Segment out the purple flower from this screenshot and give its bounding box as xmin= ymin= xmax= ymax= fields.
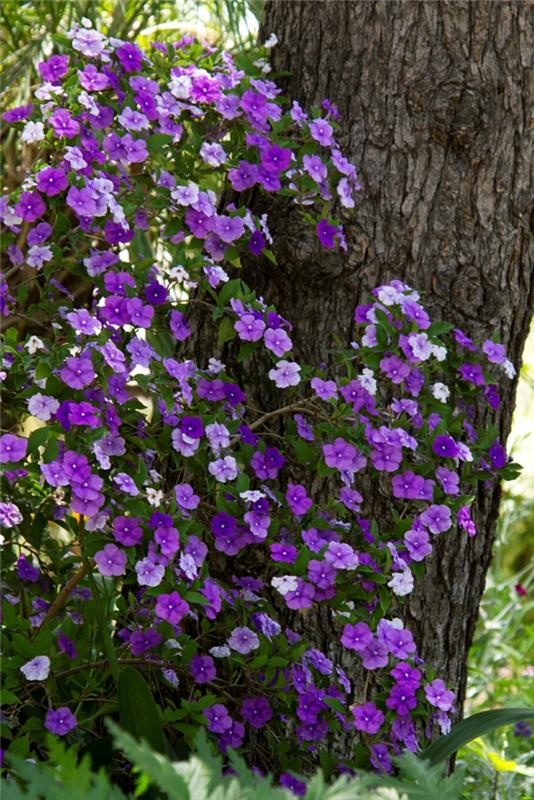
xmin=370 ymin=743 xmax=393 ymax=774
xmin=279 ymin=774 xmax=306 ymax=797
xmin=0 ymin=502 xmax=23 ymax=527
xmin=322 ymin=438 xmax=358 ymax=471
xmin=250 ymin=447 xmax=285 ymax=479
xmin=404 ymin=528 xmax=432 ymax=561
xmin=382 ymin=625 xmax=416 ymax=659
xmin=380 ymin=355 xmax=410 ymax=384
xmin=208 ymin=455 xmax=239 ymax=483
xmin=286 ymin=483 xmax=312 ymax=516
xmin=303 ymin=154 xmax=327 ymax=182
xmin=0 ymin=434 xmax=27 ymax=463
xmin=268 ymin=359 xmax=301 ymax=388
xmin=60 ymin=356 xmax=95 ymax=389
xmin=285 ymin=578 xmax=315 ymax=610
xmin=17 ymin=555 xmax=39 ymax=582
xmin=307 ymin=559 xmax=336 ymax=590
xmin=15 ymin=191 xmax=46 ymax=222
xmin=135 ymin=558 xmax=164 ymax=587
xmin=36 ymin=167 xmax=68 ymax=197
xmin=436 ymin=466 xmax=460 ymax=496
xmin=113 ymin=516 xmax=143 ymax=547
xmin=49 ymin=108 xmax=80 ymax=139
xmin=458 ymin=363 xmax=486 ymax=387
xmin=113 ymin=472 xmax=139 ymax=496
xmin=169 ymin=310 xmax=191 ymax=341
xmin=20 ymin=655 xmax=50 ymax=681
xmin=361 ymin=638 xmax=389 ymax=670
xmin=234 ymin=313 xmax=265 ymax=342
xmin=94 ymin=544 xmax=127 ymax=577
xmin=155 ymin=592 xmax=189 ymax=625
xmin=242 ymin=696 xmax=273 ymax=729
xmin=228 ymin=626 xmax=260 ymax=655
xmin=214 ymin=215 xmax=245 ymax=243
xmin=57 ymin=633 xmax=77 ymax=660
xmin=351 ymin=701 xmax=384 ymax=734
xmin=482 ymin=339 xmax=507 ymax=364
xmin=228 ymin=160 xmax=258 ymax=191
xmin=420 ymin=504 xmax=452 ymax=535
xmin=316 ymin=219 xmax=337 ymax=248
xmin=175 ymin=483 xmax=200 ymax=510
xmin=190 ymin=654 xmax=217 ymax=684
xmin=38 ymin=54 xmax=69 ymax=83
xmin=45 ymin=707 xmax=77 ymax=736
xmin=489 ymin=440 xmax=507 ymax=469
xmin=391 ymin=470 xmax=424 ymax=500
xmin=248 ymin=229 xmax=266 ymax=255
xmin=341 ymin=622 xmax=372 ymax=652
xmin=458 ymin=505 xmax=477 ymax=537
xmin=432 ymin=434 xmax=459 ymax=459
xmin=115 ymin=43 xmax=143 ymax=73
xmin=424 ymin=679 xmax=455 ymax=711
xmin=204 ymin=703 xmax=232 ymax=734
xmin=311 ymin=377 xmax=337 ymax=401
xmin=325 ymin=542 xmax=358 ymax=570
xmin=67 ymin=402 xmax=100 ymax=428
xmin=126 ymin=298 xmax=154 ymax=328
xmin=309 ymin=118 xmax=334 ymax=146
xmin=270 ymin=543 xmax=297 ymax=563
xmin=130 ymin=628 xmax=161 ymax=655
xmin=264 ymin=327 xmax=292 ymax=356
xmin=386 ymin=683 xmax=418 ymax=715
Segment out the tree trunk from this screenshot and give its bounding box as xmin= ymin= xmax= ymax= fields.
xmin=259 ymin=0 xmax=534 ymax=717
xmin=191 ymin=0 xmax=534 ymax=748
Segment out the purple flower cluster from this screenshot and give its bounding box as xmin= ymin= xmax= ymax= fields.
xmin=0 ymin=28 xmax=518 ymax=783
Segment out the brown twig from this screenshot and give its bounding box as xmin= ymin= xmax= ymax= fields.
xmin=38 ymin=560 xmax=92 ymax=630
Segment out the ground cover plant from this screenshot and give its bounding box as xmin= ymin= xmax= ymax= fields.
xmin=0 ymin=16 xmax=531 ymax=797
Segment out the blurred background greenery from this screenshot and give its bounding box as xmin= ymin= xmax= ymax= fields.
xmin=1 ymin=1 xmax=532 ymax=795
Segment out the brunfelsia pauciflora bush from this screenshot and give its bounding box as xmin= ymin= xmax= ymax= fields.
xmin=0 ymin=21 xmax=522 ymax=791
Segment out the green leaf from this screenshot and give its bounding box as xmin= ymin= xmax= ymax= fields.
xmin=420 ymin=707 xmax=534 ymax=765
xmin=108 ymin=720 xmax=190 ymax=800
xmin=117 ymin=667 xmax=167 ymax=754
xmin=27 ymin=426 xmax=49 ymax=454
xmin=217 ymin=316 xmax=236 ymax=345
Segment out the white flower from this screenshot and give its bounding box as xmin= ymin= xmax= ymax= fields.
xmin=264 ymin=33 xmax=278 ymax=48
xmin=1 ymin=206 xmax=22 ymax=227
xmin=377 ymin=285 xmax=402 ymax=306
xmin=165 ymin=639 xmax=182 ymax=651
xmin=239 ymin=490 xmax=266 ymax=503
xmin=20 ymin=655 xmax=50 ymax=681
xmin=64 ymin=147 xmax=87 ymax=170
xmin=271 ymin=575 xmax=298 ymax=596
xmin=146 ymin=488 xmax=164 ymax=507
xmin=208 ymin=357 xmax=225 ymax=374
xmin=431 ymin=382 xmax=450 ymax=403
xmin=21 ymin=121 xmax=44 ymax=144
xmin=502 ymin=359 xmax=516 ymax=379
xmin=387 ymin=570 xmax=414 ymax=597
xmin=169 ymin=75 xmax=192 ymax=99
xmin=209 ymin=645 xmax=231 ymax=658
xmin=456 ymin=442 xmax=473 ymax=462
xmin=432 ymin=345 xmax=447 ymax=361
xmin=357 ymin=368 xmax=377 ymax=395
xmin=24 ymin=336 xmax=46 ymax=354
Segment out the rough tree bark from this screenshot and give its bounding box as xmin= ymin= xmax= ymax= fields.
xmin=191 ymin=0 xmax=533 ymax=747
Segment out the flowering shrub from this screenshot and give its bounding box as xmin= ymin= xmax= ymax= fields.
xmin=0 ymin=20 xmax=520 ymax=790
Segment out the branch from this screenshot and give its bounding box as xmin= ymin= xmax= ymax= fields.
xmin=38 ymin=560 xmax=91 ymax=630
